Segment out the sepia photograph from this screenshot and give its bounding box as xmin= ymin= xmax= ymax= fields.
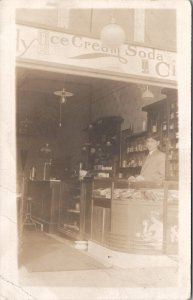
xmin=0 ymin=0 xmax=191 ymax=299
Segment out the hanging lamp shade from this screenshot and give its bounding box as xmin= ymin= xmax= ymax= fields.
xmin=40 ymin=143 xmax=52 ymax=159
xmin=54 ymin=88 xmax=74 ymax=126
xmin=100 ymin=17 xmax=125 ymax=49
xmin=54 ymin=88 xmax=73 ymax=103
xmin=142 ymin=86 xmax=154 ymax=99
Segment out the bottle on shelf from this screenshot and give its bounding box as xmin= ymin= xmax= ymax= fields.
xmin=29 ymin=166 xmax=36 ymax=180
xmin=142 ymin=120 xmax=146 ymax=132
xmin=170 ymin=111 xmax=175 ymax=120
xmin=170 ymin=102 xmax=175 ymax=112
xmin=122 ymin=160 xmax=127 ymax=168
xmin=169 ymin=121 xmax=174 ymax=130
xmin=169 ymin=150 xmax=173 ymax=160
xmin=151 ymin=114 xmax=157 ymax=133
xmin=162 ymin=113 xmax=167 ymax=131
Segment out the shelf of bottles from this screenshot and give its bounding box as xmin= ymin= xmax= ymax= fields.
xmin=120 ymin=132 xmax=148 ymax=177
xmin=143 ymin=91 xmax=179 ymax=181
xmin=166 ymin=99 xmax=179 ymax=180
xmin=82 ymin=116 xmax=123 ymax=178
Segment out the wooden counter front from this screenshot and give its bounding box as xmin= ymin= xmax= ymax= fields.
xmin=26 ymin=180 xmax=61 ymax=233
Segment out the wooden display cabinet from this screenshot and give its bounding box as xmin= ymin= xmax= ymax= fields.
xmin=82 ymin=116 xmax=123 ymax=178
xmin=26 ymin=180 xmax=61 ymax=233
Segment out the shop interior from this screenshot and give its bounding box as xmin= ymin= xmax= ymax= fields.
xmin=17 ymin=66 xmax=170 ymax=181
xmin=17 ymin=63 xmax=178 ymax=273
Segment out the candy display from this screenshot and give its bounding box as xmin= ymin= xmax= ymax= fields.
xmin=93 ymin=188 xmax=111 ymax=198
xmin=113 ymin=188 xmax=165 ymax=202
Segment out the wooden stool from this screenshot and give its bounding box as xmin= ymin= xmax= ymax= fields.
xmin=23 ymin=196 xmax=44 ymax=231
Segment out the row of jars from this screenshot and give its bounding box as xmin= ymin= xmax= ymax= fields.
xmin=127 ymin=143 xmax=147 ymax=153
xmin=122 ymin=159 xmax=144 ymax=168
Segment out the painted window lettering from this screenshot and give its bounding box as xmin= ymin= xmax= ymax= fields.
xmin=16 ymin=25 xmax=176 ymax=81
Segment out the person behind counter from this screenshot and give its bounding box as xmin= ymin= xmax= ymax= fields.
xmin=129 ymin=133 xmax=166 ymax=182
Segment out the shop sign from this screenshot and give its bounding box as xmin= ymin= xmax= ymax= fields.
xmin=16 ymin=24 xmax=176 ymax=83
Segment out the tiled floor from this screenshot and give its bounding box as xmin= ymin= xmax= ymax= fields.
xmin=17 ymin=231 xmax=178 ymax=299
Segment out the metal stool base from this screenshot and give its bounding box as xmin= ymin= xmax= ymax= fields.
xmin=23 ymin=197 xmax=44 ymax=232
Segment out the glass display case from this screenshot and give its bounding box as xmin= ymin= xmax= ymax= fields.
xmin=111 ymin=180 xmax=165 ymax=254
xmin=57 ymin=179 xmax=81 ymax=239
xmin=163 ymin=180 xmax=178 ymax=254
xmin=90 ymin=178 xmax=112 ymax=246
xmin=81 ymin=177 xmax=178 ymax=255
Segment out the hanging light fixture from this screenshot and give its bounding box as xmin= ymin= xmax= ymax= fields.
xmin=142 ymin=86 xmax=154 ymax=99
xmin=54 ymin=88 xmax=74 ymax=127
xmin=40 ymin=143 xmax=52 ymax=158
xmin=100 ymin=16 xmax=125 ymax=49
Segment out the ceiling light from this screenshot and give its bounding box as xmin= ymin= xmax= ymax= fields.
xmin=54 ymin=88 xmax=74 ymax=127
xmin=100 ymin=17 xmax=125 ymax=49
xmin=142 ymin=86 xmax=154 ymax=99
xmin=54 ymin=88 xmax=73 ymax=102
xmin=40 ymin=143 xmax=52 ymax=159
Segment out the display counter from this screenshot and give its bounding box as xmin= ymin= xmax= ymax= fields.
xmin=111 ymin=180 xmax=178 ymax=255
xmin=24 ymin=178 xmax=82 ymax=238
xmin=25 ymin=179 xmax=61 ymax=232
xmin=24 ymin=177 xmax=178 ymax=255
xmin=82 ymin=178 xmax=178 ymax=255
xmin=57 ymin=179 xmax=81 ymax=240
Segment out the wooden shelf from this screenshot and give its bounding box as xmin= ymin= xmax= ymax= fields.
xmin=126 ymin=131 xmax=147 ymax=139
xmin=94 ymin=169 xmax=113 ymax=172
xmin=93 ymin=196 xmax=111 ymax=201
xmin=126 ymin=151 xmax=147 ymax=155
xmin=119 ymin=166 xmax=142 ymax=170
xmin=169 ymin=148 xmax=178 ymax=151
xmin=67 ymin=209 xmax=80 ymax=214
xmin=93 ymin=177 xmax=112 ymax=181
xmin=57 ymin=180 xmax=81 ymax=240
xmin=57 ymin=226 xmax=80 ymax=240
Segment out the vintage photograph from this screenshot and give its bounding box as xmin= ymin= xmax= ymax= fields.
xmin=0 ymin=1 xmax=191 ymax=299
